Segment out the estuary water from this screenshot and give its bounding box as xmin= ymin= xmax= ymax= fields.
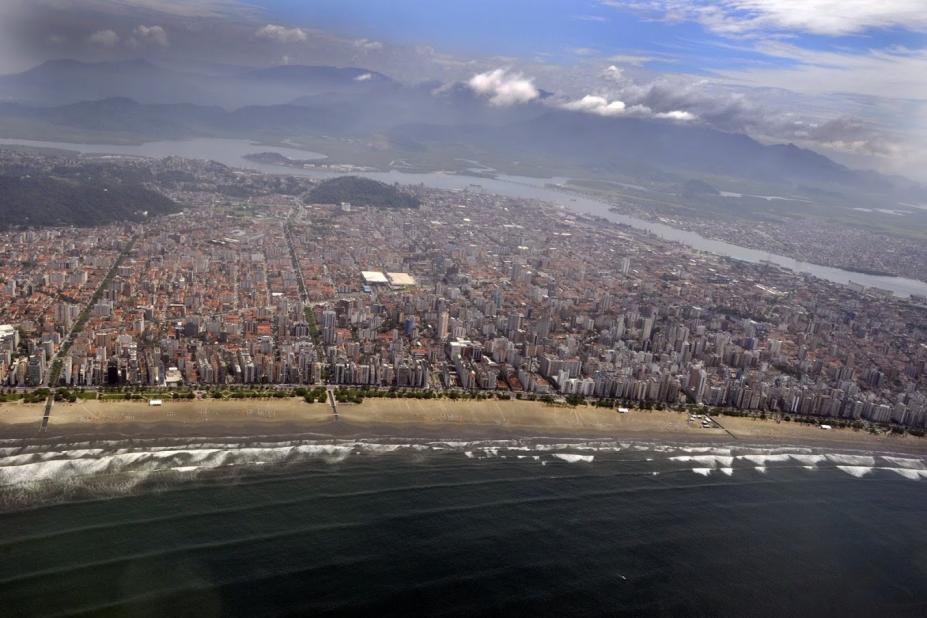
xmin=2 ymin=136 xmax=927 ymax=298
xmin=0 ymin=437 xmax=925 ymax=616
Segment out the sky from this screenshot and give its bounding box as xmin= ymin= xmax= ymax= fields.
xmin=0 ymin=0 xmax=925 ymax=180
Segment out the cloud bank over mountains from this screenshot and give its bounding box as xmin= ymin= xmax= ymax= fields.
xmin=467 ymin=69 xmax=539 ymax=106
xmin=0 ymin=0 xmax=923 ymax=179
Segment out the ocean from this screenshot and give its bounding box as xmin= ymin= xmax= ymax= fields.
xmin=1 ymin=436 xmax=926 ymax=616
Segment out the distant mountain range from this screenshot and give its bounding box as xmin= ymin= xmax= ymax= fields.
xmin=0 ymin=59 xmax=398 ymax=107
xmin=0 ymin=59 xmax=922 ymax=204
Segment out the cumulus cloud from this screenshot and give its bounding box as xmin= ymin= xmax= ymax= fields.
xmin=255 ymin=24 xmax=308 ymax=44
xmin=587 ymin=65 xmax=897 ymax=154
xmin=467 ymin=69 xmax=540 ymax=106
xmin=354 ymin=38 xmax=383 ymax=51
xmin=654 ymin=110 xmax=696 ymax=121
xmin=133 ymin=25 xmax=168 ymax=47
xmin=561 ymin=93 xmax=697 ymax=122
xmin=563 ymin=95 xmax=627 ymax=116
xmin=88 ymin=29 xmax=119 ymax=48
xmin=354 ymin=73 xmax=373 ymax=81
xmin=603 ymin=64 xmax=625 ymax=81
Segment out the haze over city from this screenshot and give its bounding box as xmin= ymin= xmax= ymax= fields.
xmin=1 ymin=2 xmax=927 ymax=616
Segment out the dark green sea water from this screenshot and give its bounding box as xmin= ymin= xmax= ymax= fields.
xmin=0 ymin=438 xmax=925 ymax=616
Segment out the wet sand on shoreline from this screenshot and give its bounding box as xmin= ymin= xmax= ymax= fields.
xmin=0 ymin=397 xmax=924 ymax=454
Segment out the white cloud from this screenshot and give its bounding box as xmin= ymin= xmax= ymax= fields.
xmin=354 ymin=38 xmax=384 ymax=51
xmin=88 ymin=29 xmax=119 ymax=48
xmin=563 ymin=95 xmax=627 ymax=116
xmin=610 ymin=0 xmax=927 ymax=36
xmin=715 ymin=41 xmax=927 ymax=101
xmin=654 ymin=110 xmax=696 ymax=121
xmin=607 ymin=54 xmax=665 ymax=66
xmin=77 ymin=0 xmax=248 ymax=19
xmin=355 ymin=73 xmax=373 ymax=81
xmin=603 ymin=65 xmax=625 ymax=81
xmin=561 ymin=94 xmax=698 ymax=122
xmin=255 ymin=24 xmax=308 ymax=44
xmin=133 ymin=25 xmax=168 ymax=46
xmin=467 ymin=69 xmax=540 ymax=106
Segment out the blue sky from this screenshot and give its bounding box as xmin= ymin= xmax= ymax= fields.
xmin=1 ymin=0 xmax=924 ymax=178
xmin=240 ymin=0 xmax=927 ymax=177
xmin=254 ymin=0 xmax=927 ymax=75
xmin=257 ymin=0 xmax=697 ymax=64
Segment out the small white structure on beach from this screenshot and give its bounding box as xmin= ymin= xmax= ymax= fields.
xmin=149 ymin=399 xmax=163 ymax=407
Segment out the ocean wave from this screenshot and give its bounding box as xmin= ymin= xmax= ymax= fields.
xmin=827 ymin=454 xmax=875 ymax=466
xmin=790 ymin=454 xmax=827 ymax=466
xmin=670 ymin=455 xmax=734 ymax=467
xmin=1 ymin=436 xmax=923 ymax=510
xmin=884 ymin=467 xmax=926 ymax=480
xmin=836 ymin=466 xmax=874 ymax=478
xmin=552 ymin=454 xmax=594 ymax=464
xmin=881 ymin=456 xmax=925 ymax=470
xmin=736 ymin=454 xmax=791 ymax=465
xmin=679 ymin=446 xmax=733 ymax=456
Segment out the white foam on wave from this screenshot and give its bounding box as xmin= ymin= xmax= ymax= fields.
xmin=718 ymin=467 xmax=734 ymax=477
xmin=0 ymin=442 xmax=360 ymax=488
xmin=670 ymin=455 xmax=734 ymax=467
xmin=755 ymin=466 xmax=767 ymax=474
xmin=170 ymin=466 xmax=200 ymax=473
xmin=827 ymin=454 xmax=875 ymax=466
xmin=0 ymin=448 xmax=113 ymax=467
xmin=433 ymin=441 xmax=471 ymax=449
xmin=691 ymin=467 xmax=713 ymax=477
xmin=790 ymin=454 xmax=827 ymax=466
xmin=533 ymin=443 xmax=602 ymax=453
xmin=357 ymin=444 xmax=405 ymax=455
xmin=680 ymin=446 xmax=732 ymax=456
xmin=836 ymin=466 xmax=874 ymax=478
xmin=881 ymin=456 xmax=925 ymax=470
xmin=552 ymin=453 xmax=594 ymax=464
xmin=737 ymin=454 xmax=791 ymax=465
xmin=885 ymin=467 xmax=925 ymax=481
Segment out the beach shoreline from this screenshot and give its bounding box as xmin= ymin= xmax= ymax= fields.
xmin=1 ymin=397 xmax=925 ymax=455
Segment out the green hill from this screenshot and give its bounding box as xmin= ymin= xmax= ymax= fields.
xmin=0 ymin=173 xmax=179 ymax=229
xmin=305 ymin=176 xmax=420 ymax=209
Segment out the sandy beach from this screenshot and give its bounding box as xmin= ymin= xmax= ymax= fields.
xmin=1 ymin=397 xmax=925 ymax=453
